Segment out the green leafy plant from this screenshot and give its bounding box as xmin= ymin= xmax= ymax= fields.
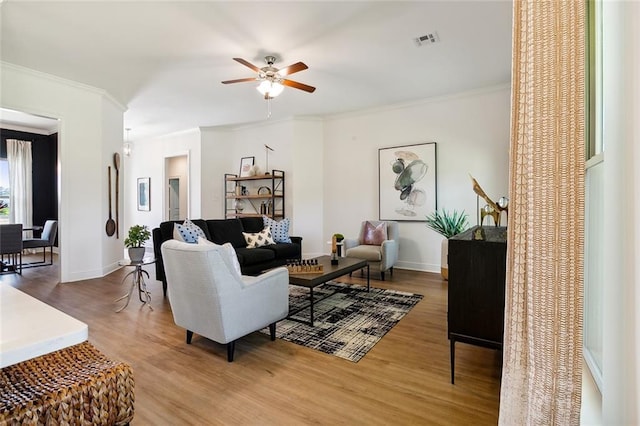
xmin=333 ymin=233 xmax=344 ymax=242
xmin=124 ymin=224 xmax=151 ymax=248
xmin=425 ymin=210 xmax=469 ymax=238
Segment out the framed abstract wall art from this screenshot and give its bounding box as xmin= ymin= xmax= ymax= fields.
xmin=378 ymin=142 xmax=437 ymax=221
xmin=137 ymin=177 xmax=150 ymax=211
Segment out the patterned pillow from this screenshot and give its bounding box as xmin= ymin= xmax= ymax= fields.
xmin=174 ymin=218 xmax=206 ymax=243
xmin=197 ymin=237 xmax=242 ymax=278
xmin=262 ymin=216 xmax=292 ymax=243
xmin=361 ymin=221 xmax=387 ymax=245
xmin=243 ymin=226 xmax=275 ymax=248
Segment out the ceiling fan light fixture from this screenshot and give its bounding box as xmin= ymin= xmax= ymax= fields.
xmin=257 ymin=80 xmax=284 ymax=98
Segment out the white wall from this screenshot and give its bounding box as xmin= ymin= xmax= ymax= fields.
xmin=200 ymin=127 xmax=233 ymax=218
xmin=323 ymin=85 xmax=510 ymax=272
xmin=599 ymin=1 xmax=640 ymax=423
xmin=124 ymin=128 xmax=201 ymax=247
xmin=132 ymin=86 xmax=509 ymax=272
xmin=0 ymin=62 xmax=125 ymax=282
xmin=220 ymin=118 xmax=326 ymax=256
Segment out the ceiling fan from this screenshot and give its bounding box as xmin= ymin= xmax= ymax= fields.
xmin=221 ymin=56 xmax=316 ymax=99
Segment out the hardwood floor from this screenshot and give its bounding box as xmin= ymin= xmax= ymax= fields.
xmin=2 ymin=254 xmax=501 ymax=425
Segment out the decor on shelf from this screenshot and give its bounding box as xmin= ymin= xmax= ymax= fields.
xmin=124 ymin=224 xmax=151 ymax=262
xmin=249 ymin=165 xmax=260 ymax=176
xmin=260 ymin=282 xmax=423 ymax=362
xmin=224 ymin=170 xmax=285 ymax=219
xmin=264 ymin=144 xmax=274 ymax=175
xmin=137 ymin=177 xmax=150 ymax=211
xmin=379 ymin=142 xmax=437 ymax=221
xmin=425 ymin=209 xmax=469 ymax=280
xmin=239 ymin=157 xmax=254 ymax=178
xmin=469 ymin=174 xmax=508 ymax=226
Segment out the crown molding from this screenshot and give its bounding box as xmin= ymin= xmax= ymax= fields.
xmin=324 ymin=82 xmax=511 ymax=122
xmin=1 ymin=61 xmax=126 ymax=112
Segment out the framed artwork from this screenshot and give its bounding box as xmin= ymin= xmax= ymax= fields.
xmin=239 ymin=156 xmax=255 ymax=177
xmin=137 ymin=177 xmax=150 ymax=211
xmin=378 ymin=142 xmax=437 ymax=221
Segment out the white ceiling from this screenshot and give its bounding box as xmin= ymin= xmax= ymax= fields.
xmin=0 ymin=1 xmax=513 ymax=141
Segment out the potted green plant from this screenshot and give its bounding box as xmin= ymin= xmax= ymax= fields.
xmin=125 ymin=224 xmax=151 ymax=262
xmin=425 ymin=210 xmax=469 ymax=280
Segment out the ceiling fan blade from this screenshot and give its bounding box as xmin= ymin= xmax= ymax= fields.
xmin=221 ymin=77 xmax=257 ymax=84
xmin=277 ymin=62 xmax=308 ymax=76
xmin=233 ymin=58 xmax=261 ymax=72
xmin=282 ymin=79 xmax=316 ymax=93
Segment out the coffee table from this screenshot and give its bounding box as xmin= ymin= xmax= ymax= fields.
xmin=287 ymin=255 xmax=369 ymax=326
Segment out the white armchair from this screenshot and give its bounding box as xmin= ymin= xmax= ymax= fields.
xmin=161 ymin=239 xmax=289 ymax=362
xmin=343 ymin=220 xmax=399 ymax=280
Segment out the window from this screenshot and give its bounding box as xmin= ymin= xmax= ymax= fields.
xmin=586 ymin=0 xmax=604 ymax=159
xmin=0 ymin=159 xmax=9 ymax=224
xmin=584 ymin=0 xmax=604 ymax=391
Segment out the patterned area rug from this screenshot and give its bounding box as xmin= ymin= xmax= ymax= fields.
xmin=264 ymin=281 xmax=423 ymax=362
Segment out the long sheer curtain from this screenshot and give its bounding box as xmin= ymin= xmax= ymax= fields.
xmin=499 ymin=1 xmax=585 ymax=424
xmin=7 ymin=139 xmax=33 ymax=231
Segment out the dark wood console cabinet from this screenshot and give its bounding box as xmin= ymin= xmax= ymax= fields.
xmin=448 ymin=226 xmax=507 ymax=384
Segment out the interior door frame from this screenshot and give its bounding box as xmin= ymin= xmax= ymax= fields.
xmin=163 ymin=152 xmax=190 ymax=222
xmin=167 ymin=176 xmax=181 ymax=220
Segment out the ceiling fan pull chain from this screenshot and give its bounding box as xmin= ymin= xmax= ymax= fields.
xmin=267 ymin=97 xmax=272 ymax=119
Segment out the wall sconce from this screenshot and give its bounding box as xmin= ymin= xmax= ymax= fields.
xmin=123 ymin=128 xmax=132 ymax=156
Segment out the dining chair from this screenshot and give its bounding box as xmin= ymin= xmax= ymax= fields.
xmin=0 ymin=224 xmax=23 ymax=274
xmin=22 ymin=220 xmax=58 ymax=267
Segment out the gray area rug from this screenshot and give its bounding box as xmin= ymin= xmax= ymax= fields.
xmin=263 ymin=282 xmax=423 ymax=362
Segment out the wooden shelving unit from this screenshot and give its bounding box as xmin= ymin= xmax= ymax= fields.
xmin=224 ymin=169 xmax=285 ymax=219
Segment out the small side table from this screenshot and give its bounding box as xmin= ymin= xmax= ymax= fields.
xmin=115 ymin=257 xmax=156 ymax=312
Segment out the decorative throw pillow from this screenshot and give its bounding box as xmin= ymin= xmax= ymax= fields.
xmin=361 ymin=221 xmax=387 ymax=245
xmin=174 ymin=218 xmax=207 ymax=243
xmin=197 ymin=237 xmax=242 ymax=277
xmin=243 ymin=226 xmax=275 ymax=248
xmin=262 ymin=216 xmax=292 ymax=243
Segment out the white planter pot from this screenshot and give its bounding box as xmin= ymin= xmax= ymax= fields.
xmin=128 ymin=247 xmax=145 ymax=263
xmin=441 ymin=238 xmax=449 ymax=280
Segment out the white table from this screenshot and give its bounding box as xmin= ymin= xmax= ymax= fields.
xmin=0 ymin=285 xmax=88 ymax=368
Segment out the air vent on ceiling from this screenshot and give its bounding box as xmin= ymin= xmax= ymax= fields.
xmin=414 ymin=32 xmax=440 ymax=47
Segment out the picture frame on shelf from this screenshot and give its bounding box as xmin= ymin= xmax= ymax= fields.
xmin=137 ymin=177 xmax=150 ymax=211
xmin=239 ymin=156 xmax=255 ymax=177
xmin=378 ymin=142 xmax=437 ymax=222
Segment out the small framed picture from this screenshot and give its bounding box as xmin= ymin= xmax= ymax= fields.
xmin=137 ymin=177 xmax=150 ymax=211
xmin=239 ymin=156 xmax=255 ymax=177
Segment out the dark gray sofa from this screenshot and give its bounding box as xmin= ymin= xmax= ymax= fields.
xmin=153 ymin=217 xmax=302 ymax=296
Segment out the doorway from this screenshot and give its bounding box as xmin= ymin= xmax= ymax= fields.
xmin=0 ymin=109 xmax=60 ymax=278
xmin=164 ymin=155 xmax=188 ymax=221
xmin=168 ymin=178 xmax=180 ymax=220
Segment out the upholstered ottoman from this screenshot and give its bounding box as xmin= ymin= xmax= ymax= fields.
xmin=0 ymin=341 xmax=134 ymax=425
